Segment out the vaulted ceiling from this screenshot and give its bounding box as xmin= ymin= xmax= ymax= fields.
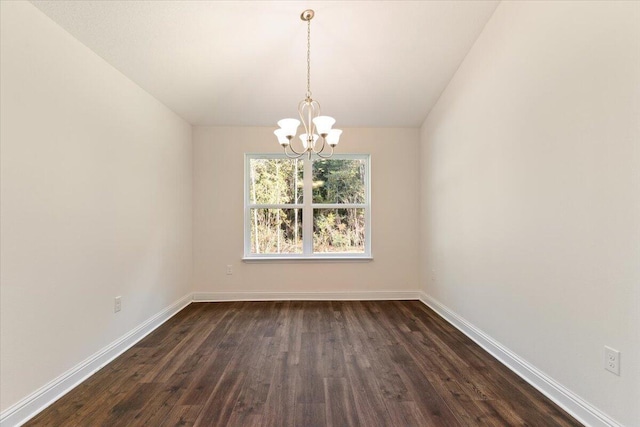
xmin=30 ymin=1 xmax=499 ymax=127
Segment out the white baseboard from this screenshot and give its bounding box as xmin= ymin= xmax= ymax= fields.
xmin=0 ymin=293 xmax=193 ymax=427
xmin=193 ymin=290 xmax=420 ymax=302
xmin=418 ymin=292 xmax=622 ymax=427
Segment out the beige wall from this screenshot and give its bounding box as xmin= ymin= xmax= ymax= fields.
xmin=194 ymin=126 xmax=420 ymax=295
xmin=0 ymin=2 xmax=193 ymax=412
xmin=419 ymin=1 xmax=639 ymax=425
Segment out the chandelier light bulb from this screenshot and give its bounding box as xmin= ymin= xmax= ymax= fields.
xmin=274 ymin=129 xmax=290 ymax=146
xmin=299 ymin=133 xmax=319 ymax=150
xmin=326 ymin=129 xmax=342 ymax=147
xmin=277 ymin=118 xmax=300 ymax=137
xmin=312 ymin=116 xmax=336 ymax=136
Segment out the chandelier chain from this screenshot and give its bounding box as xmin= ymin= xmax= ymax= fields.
xmin=306 ymin=17 xmax=311 ymax=99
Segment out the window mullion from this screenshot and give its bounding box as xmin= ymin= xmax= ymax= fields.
xmin=303 ymin=158 xmax=313 ymax=255
xmin=310 ymin=203 xmax=366 ymax=209
xmin=249 ymin=203 xmax=299 ymax=209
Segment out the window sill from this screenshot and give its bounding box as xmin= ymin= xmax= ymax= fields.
xmin=242 ymin=256 xmax=373 ymax=263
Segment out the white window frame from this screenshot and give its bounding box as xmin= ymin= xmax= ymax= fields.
xmin=244 ymin=153 xmax=371 ymax=261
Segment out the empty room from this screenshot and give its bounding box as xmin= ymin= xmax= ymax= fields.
xmin=1 ymin=1 xmax=638 ymax=426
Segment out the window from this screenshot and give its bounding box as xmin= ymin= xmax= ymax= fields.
xmin=244 ymin=153 xmax=371 ymax=259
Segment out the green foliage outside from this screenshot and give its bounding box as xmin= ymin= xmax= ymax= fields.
xmin=249 ymin=159 xmax=303 ymax=253
xmin=312 ymin=159 xmax=366 ymax=253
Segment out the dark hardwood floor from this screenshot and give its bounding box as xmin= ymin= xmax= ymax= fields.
xmin=27 ymin=301 xmax=582 ymax=426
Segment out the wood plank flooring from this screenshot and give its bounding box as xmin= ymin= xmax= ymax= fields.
xmin=27 ymin=301 xmax=583 ymax=426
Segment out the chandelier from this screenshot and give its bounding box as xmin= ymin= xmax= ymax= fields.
xmin=274 ymin=9 xmax=342 ymax=159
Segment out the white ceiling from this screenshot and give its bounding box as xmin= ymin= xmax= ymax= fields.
xmin=30 ymin=1 xmax=499 ymax=127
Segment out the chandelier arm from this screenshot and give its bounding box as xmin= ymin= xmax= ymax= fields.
xmin=312 ymin=136 xmax=327 ymax=154
xmin=298 ymin=100 xmax=311 ymax=136
xmin=314 ymin=145 xmax=335 ymax=159
xmin=283 ymin=145 xmax=305 ymax=159
xmin=298 ymin=99 xmax=320 ymax=143
xmin=286 ymin=141 xmax=305 ymax=156
xmin=310 ymin=100 xmax=320 ymax=136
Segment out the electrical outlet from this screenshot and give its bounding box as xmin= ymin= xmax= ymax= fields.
xmin=604 ymin=346 xmax=620 ymax=375
xmin=226 ymin=265 xmax=233 ymax=275
xmin=114 ymin=296 xmax=122 ymax=313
